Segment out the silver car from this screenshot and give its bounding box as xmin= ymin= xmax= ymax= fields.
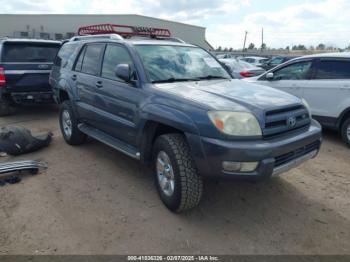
xmin=220 ymin=58 xmax=265 ymax=79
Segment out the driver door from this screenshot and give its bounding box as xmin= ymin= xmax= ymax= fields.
xmin=259 ymin=60 xmax=314 ymax=98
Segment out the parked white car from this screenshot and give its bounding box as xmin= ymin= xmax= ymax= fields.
xmin=245 ymin=52 xmax=350 ymax=146
xmin=240 ymin=56 xmax=269 ymax=67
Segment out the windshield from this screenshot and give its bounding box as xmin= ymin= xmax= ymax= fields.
xmin=134 ymin=45 xmax=231 ymax=83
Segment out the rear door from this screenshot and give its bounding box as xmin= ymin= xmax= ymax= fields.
xmin=301 ymin=59 xmax=350 ymax=118
xmin=0 ymin=41 xmax=60 ymax=92
xmin=74 ymin=43 xmax=106 ymax=126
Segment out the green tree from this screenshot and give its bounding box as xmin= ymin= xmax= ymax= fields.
xmin=217 ymin=46 xmax=222 ymax=51
xmin=317 ymin=43 xmax=325 ymax=50
xmin=248 ymin=43 xmax=255 ymax=49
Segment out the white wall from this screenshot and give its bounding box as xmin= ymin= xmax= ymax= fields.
xmin=0 ymin=14 xmax=212 ymax=50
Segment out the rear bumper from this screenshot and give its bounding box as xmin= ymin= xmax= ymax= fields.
xmin=7 ymin=91 xmax=54 ymax=104
xmin=187 ymin=119 xmax=322 ymax=180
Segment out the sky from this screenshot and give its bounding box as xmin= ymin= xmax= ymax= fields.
xmin=1 ymin=0 xmax=350 ymax=49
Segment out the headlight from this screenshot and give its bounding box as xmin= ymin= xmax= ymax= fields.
xmin=301 ymin=98 xmax=312 ymax=117
xmin=208 ymin=111 xmax=262 ymax=136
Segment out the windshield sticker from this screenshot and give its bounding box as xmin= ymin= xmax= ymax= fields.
xmin=203 ymin=57 xmax=221 ymax=68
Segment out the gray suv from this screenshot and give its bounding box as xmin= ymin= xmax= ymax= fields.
xmin=50 ymin=27 xmax=322 ymax=212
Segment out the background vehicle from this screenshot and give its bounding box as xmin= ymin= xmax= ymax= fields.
xmin=245 ymin=52 xmax=350 ymax=146
xmin=50 ymin=24 xmax=321 ymax=212
xmin=240 ymin=56 xmax=269 ymax=67
xmin=220 ymin=58 xmax=265 ymax=78
xmin=0 ymin=38 xmax=61 ymax=115
xmin=216 ymin=53 xmax=236 ymax=59
xmin=261 ymin=56 xmax=297 ymax=70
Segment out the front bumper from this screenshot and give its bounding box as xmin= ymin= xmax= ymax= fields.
xmin=187 ymin=119 xmax=322 ymax=180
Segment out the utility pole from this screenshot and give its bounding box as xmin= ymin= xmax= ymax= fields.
xmin=261 ymin=27 xmax=264 ymax=52
xmin=243 ymin=31 xmax=248 ymax=52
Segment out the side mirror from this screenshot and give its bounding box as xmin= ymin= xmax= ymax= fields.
xmin=115 ymin=64 xmax=132 ymax=83
xmin=266 ymin=72 xmax=274 ymax=80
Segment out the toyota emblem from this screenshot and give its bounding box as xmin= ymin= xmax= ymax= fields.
xmin=287 ymin=116 xmax=297 ymax=128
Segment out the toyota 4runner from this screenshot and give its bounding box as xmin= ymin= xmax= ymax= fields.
xmin=50 ymin=24 xmax=322 ymax=212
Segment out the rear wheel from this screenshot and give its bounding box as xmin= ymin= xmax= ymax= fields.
xmin=59 ymin=100 xmax=86 ymax=145
xmin=341 ymin=117 xmax=350 ymax=147
xmin=153 ymin=133 xmax=203 ymax=212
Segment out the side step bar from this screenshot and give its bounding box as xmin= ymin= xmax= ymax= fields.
xmin=0 ymin=160 xmax=48 ymax=174
xmin=78 ymin=123 xmax=140 ymax=160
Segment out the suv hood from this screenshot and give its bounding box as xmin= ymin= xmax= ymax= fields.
xmin=154 ymin=79 xmax=301 ymax=112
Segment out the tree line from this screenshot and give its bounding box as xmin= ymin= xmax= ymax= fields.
xmin=215 ymin=43 xmax=350 ymax=52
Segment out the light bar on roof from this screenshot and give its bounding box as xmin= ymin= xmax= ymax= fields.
xmin=77 ymin=24 xmax=171 ymax=38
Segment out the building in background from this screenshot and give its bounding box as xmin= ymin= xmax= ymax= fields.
xmin=0 ymin=14 xmax=213 ymax=50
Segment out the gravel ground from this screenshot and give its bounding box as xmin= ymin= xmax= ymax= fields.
xmin=0 ymin=106 xmax=349 ymax=255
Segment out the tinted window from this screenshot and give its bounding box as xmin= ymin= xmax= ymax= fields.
xmin=270 ymin=57 xmax=284 ymax=65
xmin=101 ymin=45 xmax=133 ymax=81
xmin=273 ymin=61 xmax=312 ymax=80
xmin=314 ymin=60 xmax=350 ymax=79
xmin=3 ymin=42 xmax=60 ymax=63
xmin=54 ymin=43 xmax=80 ymax=68
xmin=74 ymin=47 xmax=85 ymax=72
xmin=81 ymin=44 xmax=104 ymax=75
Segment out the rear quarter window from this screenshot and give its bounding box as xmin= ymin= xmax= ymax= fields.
xmin=54 ymin=43 xmax=80 ymax=69
xmin=2 ymin=42 xmax=60 ymax=63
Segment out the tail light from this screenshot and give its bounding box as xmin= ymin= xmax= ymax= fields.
xmin=0 ymin=67 xmax=6 ymax=87
xmin=240 ymin=71 xmax=254 ymax=78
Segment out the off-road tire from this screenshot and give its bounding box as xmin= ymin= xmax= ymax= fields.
xmin=153 ymin=133 xmax=203 ymax=212
xmin=341 ymin=117 xmax=350 ymax=148
xmin=59 ymin=100 xmax=86 ymax=145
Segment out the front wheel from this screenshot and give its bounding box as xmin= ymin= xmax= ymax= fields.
xmin=59 ymin=100 xmax=86 ymax=145
xmin=153 ymin=134 xmax=203 ymax=212
xmin=341 ymin=117 xmax=350 ymax=147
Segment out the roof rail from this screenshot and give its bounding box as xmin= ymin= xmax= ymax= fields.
xmin=70 ymin=33 xmax=123 ymax=42
xmin=78 ymin=24 xmax=171 ymax=38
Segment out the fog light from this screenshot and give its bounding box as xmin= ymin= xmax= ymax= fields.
xmin=222 ymin=161 xmax=241 ymax=172
xmin=240 ymin=162 xmax=258 ymax=172
xmin=222 ymin=161 xmax=258 ymax=172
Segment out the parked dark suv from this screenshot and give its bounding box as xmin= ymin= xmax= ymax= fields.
xmin=0 ymin=38 xmax=61 ymax=115
xmin=50 ymin=25 xmax=322 ymax=212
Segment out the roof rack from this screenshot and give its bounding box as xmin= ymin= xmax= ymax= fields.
xmin=70 ymin=34 xmax=123 ymax=42
xmin=77 ymin=24 xmax=172 ymax=38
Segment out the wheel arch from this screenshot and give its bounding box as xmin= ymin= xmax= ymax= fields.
xmin=138 ymin=104 xmax=201 ymax=164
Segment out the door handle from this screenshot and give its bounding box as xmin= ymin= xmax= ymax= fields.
xmin=71 ymin=75 xmax=77 ymax=81
xmin=95 ymin=81 xmax=103 ymax=88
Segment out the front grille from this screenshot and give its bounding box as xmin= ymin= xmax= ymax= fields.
xmin=274 ymin=140 xmax=320 ymax=167
xmin=263 ymin=105 xmax=311 ymax=138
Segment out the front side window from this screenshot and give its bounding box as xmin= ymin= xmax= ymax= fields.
xmin=314 ymin=60 xmax=350 ymax=79
xmin=272 ymin=61 xmax=312 ymax=80
xmin=101 ymin=44 xmax=134 ymax=81
xmin=134 ymin=45 xmax=231 ymax=83
xmin=80 ymin=44 xmax=104 ymax=76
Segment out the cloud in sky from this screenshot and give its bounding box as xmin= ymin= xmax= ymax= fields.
xmin=1 ymin=0 xmax=350 ymax=49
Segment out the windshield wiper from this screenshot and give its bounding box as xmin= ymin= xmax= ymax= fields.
xmin=197 ymin=75 xmax=230 ymax=80
xmin=152 ymin=78 xmax=199 ymax=83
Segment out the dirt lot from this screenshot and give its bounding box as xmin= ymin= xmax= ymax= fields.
xmin=0 ymin=106 xmax=349 ymax=255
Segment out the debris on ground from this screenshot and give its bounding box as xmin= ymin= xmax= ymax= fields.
xmin=0 ymin=126 xmax=53 ymax=156
xmin=0 ymin=160 xmax=48 ymax=186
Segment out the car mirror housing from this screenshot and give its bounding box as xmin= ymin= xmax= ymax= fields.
xmin=266 ymin=72 xmax=274 ymax=80
xmin=115 ymin=64 xmax=132 ymax=82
